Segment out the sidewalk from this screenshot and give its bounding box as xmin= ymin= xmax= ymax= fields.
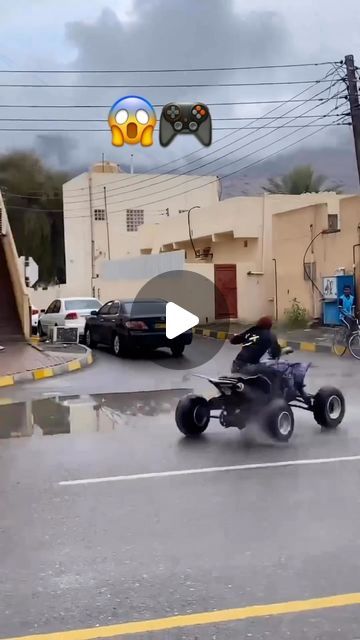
xmin=0 ymin=342 xmax=93 ymax=387
xmin=195 ymin=322 xmax=334 ymax=353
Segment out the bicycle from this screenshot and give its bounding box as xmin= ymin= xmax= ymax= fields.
xmin=333 ymin=316 xmax=360 ymax=359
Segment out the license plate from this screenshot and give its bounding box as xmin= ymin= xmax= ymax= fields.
xmin=155 ymin=323 xmax=166 ymax=329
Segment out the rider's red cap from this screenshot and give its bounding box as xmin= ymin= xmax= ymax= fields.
xmin=256 ymin=316 xmax=273 ymax=330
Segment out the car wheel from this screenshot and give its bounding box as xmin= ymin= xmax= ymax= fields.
xmin=171 ymin=343 xmax=185 ymax=357
xmin=38 ymin=322 xmax=46 ymax=338
xmin=175 ymin=395 xmax=210 ymax=437
xmin=262 ymin=399 xmax=294 ymax=442
xmin=112 ymin=333 xmax=128 ymax=357
xmin=85 ymin=326 xmax=97 ymax=349
xmin=313 ymin=386 xmax=345 ymax=428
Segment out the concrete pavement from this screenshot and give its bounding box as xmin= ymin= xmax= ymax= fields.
xmin=1 ymin=337 xmax=360 ymax=638
xmin=1 ymin=334 xmax=358 ymax=402
xmin=0 ymin=342 xmax=93 ymax=388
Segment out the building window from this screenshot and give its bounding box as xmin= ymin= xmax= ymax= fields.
xmin=94 ymin=208 xmax=105 ymax=221
xmin=328 ymin=213 xmax=339 ymax=231
xmin=126 ymin=209 xmax=144 ymax=232
xmin=304 ymin=262 xmax=316 ymax=282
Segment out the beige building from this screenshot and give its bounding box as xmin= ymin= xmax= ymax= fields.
xmin=273 ymin=195 xmax=360 ymax=321
xmin=29 ymin=159 xmax=350 ymax=324
xmin=62 ymin=161 xmax=220 ymax=298
xmin=130 ymin=192 xmax=344 ymax=322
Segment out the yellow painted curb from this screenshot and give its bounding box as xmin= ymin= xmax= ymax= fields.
xmin=300 ymin=341 xmax=316 ymax=352
xmin=67 ymin=360 xmax=81 ymax=372
xmin=0 ymin=375 xmax=15 ymax=387
xmin=87 ymin=353 xmax=93 ymax=365
xmin=0 ymin=398 xmax=15 ymax=405
xmin=217 ymin=331 xmax=227 ymax=340
xmin=33 ymin=368 xmax=54 ymax=380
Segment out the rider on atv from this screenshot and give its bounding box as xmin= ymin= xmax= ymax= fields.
xmin=230 ymin=316 xmax=311 ymax=401
xmin=230 ymin=316 xmax=284 ymax=393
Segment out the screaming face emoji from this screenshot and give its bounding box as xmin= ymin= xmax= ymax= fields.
xmin=108 ymin=95 xmax=156 ymax=147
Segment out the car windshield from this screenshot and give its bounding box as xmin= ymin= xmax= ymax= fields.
xmin=124 ymin=301 xmax=166 ymax=315
xmin=65 ymin=299 xmax=101 ymax=311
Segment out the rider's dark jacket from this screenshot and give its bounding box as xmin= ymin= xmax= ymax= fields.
xmin=230 ymin=327 xmax=281 ymax=365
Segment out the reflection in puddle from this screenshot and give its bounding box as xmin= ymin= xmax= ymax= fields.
xmin=0 ymin=390 xmax=191 ymax=439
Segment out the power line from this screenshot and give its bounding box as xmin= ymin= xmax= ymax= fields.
xmin=5 ymin=68 xmax=344 ymax=206
xmin=62 ymin=80 xmax=345 ymax=202
xmin=64 ymin=107 xmax=346 ymax=210
xmin=0 ymin=114 xmax=347 ymax=122
xmin=111 ymin=119 xmax=350 ymax=214
xmin=0 ymin=98 xmax=343 ymax=108
xmin=0 ymin=123 xmax=347 ymax=132
xmin=0 ymin=79 xmax=343 ymax=89
xmin=0 ymin=61 xmax=341 ymax=73
xmin=7 ymin=83 xmax=343 ymax=203
xmin=62 ymin=121 xmax=345 ymax=221
xmin=45 ymin=70 xmax=345 ymax=199
xmin=14 ymin=71 xmax=341 ymax=204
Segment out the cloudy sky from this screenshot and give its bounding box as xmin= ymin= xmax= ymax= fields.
xmin=0 ymin=0 xmax=359 ymax=191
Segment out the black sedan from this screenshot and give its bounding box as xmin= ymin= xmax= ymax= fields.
xmin=84 ymin=298 xmax=193 ymax=357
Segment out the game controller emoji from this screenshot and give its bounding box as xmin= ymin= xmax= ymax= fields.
xmin=159 ymin=102 xmax=212 ymax=147
xmin=108 ymin=95 xmax=156 ymax=147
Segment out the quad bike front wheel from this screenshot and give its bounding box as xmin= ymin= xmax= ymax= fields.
xmin=175 ymin=395 xmax=210 ymax=437
xmin=262 ymin=399 xmax=294 ymax=442
xmin=313 ymin=386 xmax=345 ymax=428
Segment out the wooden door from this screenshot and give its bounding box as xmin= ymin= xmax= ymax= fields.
xmin=214 ymin=264 xmax=238 ymax=318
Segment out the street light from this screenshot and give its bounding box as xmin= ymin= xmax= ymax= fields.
xmin=187 ymin=206 xmax=200 ymax=257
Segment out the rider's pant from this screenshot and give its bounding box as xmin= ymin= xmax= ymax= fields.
xmin=231 ymin=360 xmax=283 ymax=395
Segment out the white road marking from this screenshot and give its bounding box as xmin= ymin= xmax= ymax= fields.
xmin=59 ymin=454 xmax=360 ymax=486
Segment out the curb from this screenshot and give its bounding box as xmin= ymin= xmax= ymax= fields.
xmin=194 ymin=328 xmax=333 ymax=354
xmin=0 ymin=346 xmax=94 ymax=388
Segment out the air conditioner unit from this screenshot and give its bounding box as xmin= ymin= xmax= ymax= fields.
xmin=195 ymin=246 xmax=213 ymax=261
xmin=327 ymin=213 xmax=340 ymax=232
xmin=49 ymin=326 xmax=79 ymax=344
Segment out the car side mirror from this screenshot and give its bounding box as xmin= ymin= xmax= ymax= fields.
xmin=91 ymin=310 xmax=98 ymax=316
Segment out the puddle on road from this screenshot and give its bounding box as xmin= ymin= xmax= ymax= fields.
xmin=0 ymin=389 xmax=192 ymax=439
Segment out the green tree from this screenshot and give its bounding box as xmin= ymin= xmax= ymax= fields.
xmin=263 ymin=164 xmax=343 ymax=195
xmin=0 ymin=151 xmax=68 ymax=284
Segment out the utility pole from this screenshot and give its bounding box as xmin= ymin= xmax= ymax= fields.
xmin=345 ymin=54 xmax=360 ymax=183
xmin=88 ymin=173 xmax=95 ymax=296
xmin=103 ymin=186 xmax=111 ymax=260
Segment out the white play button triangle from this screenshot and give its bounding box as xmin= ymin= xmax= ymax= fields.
xmin=166 ymin=302 xmax=199 ymax=340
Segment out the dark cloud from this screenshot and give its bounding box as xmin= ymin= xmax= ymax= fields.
xmin=34 ymin=134 xmax=78 ymax=167
xmin=66 ymin=2 xmax=289 ymax=70
xmin=60 ymin=0 xmax=292 ymax=169
xmin=0 ymin=0 xmax=356 ymax=194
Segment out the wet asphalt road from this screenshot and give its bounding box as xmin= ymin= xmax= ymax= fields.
xmin=1 ymin=337 xmax=360 ymax=639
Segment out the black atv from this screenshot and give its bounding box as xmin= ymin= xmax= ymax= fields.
xmin=175 ymin=350 xmax=345 ymax=443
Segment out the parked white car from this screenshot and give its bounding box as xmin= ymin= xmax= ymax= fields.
xmin=31 ymin=305 xmax=40 ymax=334
xmin=38 ymin=297 xmax=102 ymax=339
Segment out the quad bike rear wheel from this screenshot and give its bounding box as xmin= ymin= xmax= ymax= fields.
xmin=262 ymin=398 xmax=294 ymax=442
xmin=313 ymin=386 xmax=345 ymax=428
xmin=175 ymin=395 xmax=210 ymax=437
